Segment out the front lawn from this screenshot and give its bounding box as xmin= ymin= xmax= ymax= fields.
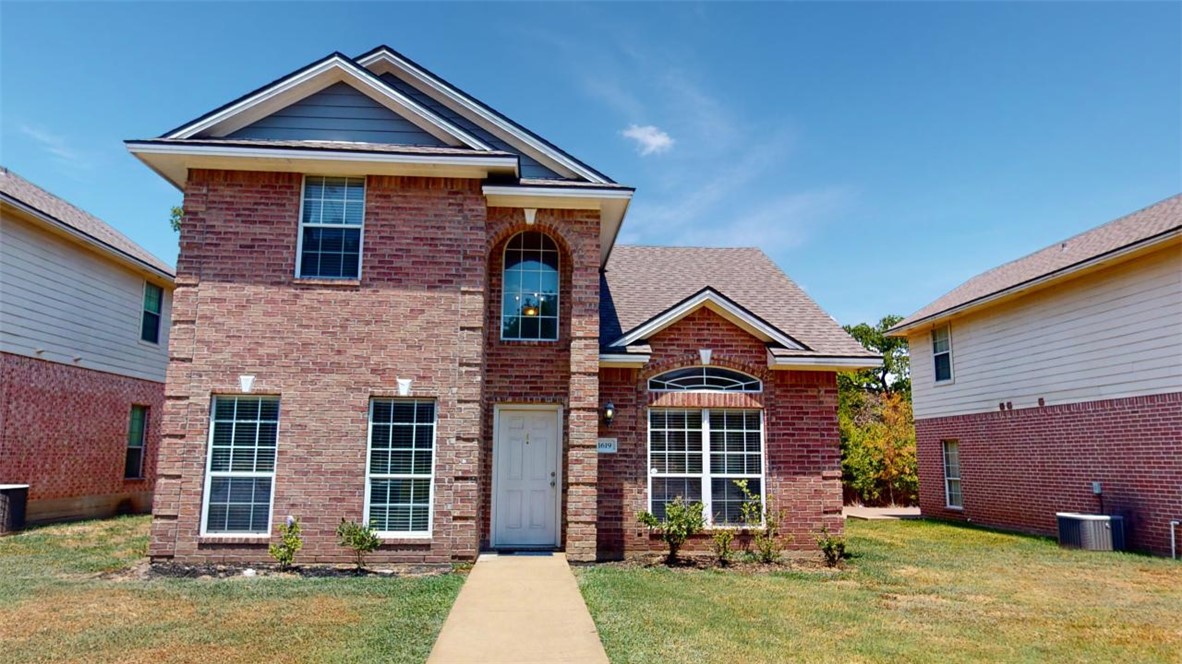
xmin=578 ymin=519 xmax=1181 ymax=663
xmin=0 ymin=516 xmax=462 ymax=664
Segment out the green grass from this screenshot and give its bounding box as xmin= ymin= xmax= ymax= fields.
xmin=578 ymin=519 xmax=1182 ymax=663
xmin=0 ymin=516 xmax=463 ymax=664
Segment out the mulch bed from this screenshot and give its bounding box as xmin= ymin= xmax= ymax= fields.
xmin=139 ymin=561 xmax=455 ymax=580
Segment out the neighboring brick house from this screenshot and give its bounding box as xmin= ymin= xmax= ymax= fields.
xmin=0 ymin=167 xmax=174 ymax=524
xmin=128 ymin=46 xmax=879 ymax=564
xmin=889 ymin=195 xmax=1181 ymax=555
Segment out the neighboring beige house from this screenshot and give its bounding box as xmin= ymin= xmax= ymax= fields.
xmin=0 ymin=167 xmax=174 ymax=524
xmin=889 ymin=194 xmax=1181 ymax=555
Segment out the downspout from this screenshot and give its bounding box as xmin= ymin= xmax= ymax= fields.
xmin=1171 ymin=520 xmax=1179 ymax=561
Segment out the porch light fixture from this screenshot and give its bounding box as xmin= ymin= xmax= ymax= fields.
xmin=521 ymin=296 xmax=540 ymax=317
xmin=603 ymin=401 xmax=615 ymax=426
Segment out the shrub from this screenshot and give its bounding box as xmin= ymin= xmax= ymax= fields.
xmin=736 ymin=480 xmax=789 ymax=564
xmin=711 ymin=529 xmax=736 ymax=566
xmin=816 ymin=526 xmax=847 ymax=567
xmin=637 ymin=497 xmax=705 ymax=564
xmin=337 ymin=519 xmax=381 ymax=571
xmin=268 ymin=515 xmax=303 ymax=571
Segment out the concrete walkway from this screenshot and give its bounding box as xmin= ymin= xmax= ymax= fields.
xmin=428 ymin=553 xmax=609 ymax=664
xmin=843 ymin=505 xmax=922 ymax=520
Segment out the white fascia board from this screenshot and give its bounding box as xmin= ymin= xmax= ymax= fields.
xmin=767 ymin=350 xmax=883 ymax=372
xmin=360 ymin=50 xmax=609 ymax=183
xmin=166 ymin=55 xmax=492 ymax=151
xmin=1 ymin=196 xmax=175 ymax=283
xmin=127 ymin=142 xmax=519 ymax=189
xmin=599 ymin=353 xmax=650 ymax=368
xmin=612 ymin=289 xmax=804 ymax=350
xmin=887 ymin=227 xmax=1182 ymax=337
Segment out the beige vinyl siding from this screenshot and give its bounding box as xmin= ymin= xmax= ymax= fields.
xmin=0 ymin=212 xmax=171 ymax=382
xmin=909 ymin=245 xmax=1182 ymax=420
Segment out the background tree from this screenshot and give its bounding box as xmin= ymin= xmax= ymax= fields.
xmin=838 ymin=314 xmax=917 ymax=506
xmin=839 ymin=314 xmax=910 ymax=397
xmin=169 ymin=206 xmax=183 ymax=232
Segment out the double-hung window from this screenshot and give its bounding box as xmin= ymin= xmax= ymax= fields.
xmin=366 ymin=399 xmax=436 ymax=536
xmin=202 ymin=396 xmax=279 ymax=535
xmin=298 ymin=176 xmax=365 ymax=279
xmin=648 ymin=408 xmax=764 ymax=526
xmin=141 ymin=282 xmax=163 ymax=343
xmin=943 ymin=440 xmax=963 ymax=509
xmin=124 ymin=405 xmax=148 ymax=479
xmin=932 ymin=324 xmax=953 ymax=383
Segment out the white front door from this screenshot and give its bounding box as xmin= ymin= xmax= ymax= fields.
xmin=493 ymin=407 xmax=560 ymax=548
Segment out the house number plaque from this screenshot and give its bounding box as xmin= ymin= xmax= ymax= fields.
xmin=597 ymin=438 xmax=618 ymax=454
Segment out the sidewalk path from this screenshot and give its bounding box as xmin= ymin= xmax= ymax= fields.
xmin=843 ymin=505 xmax=922 ymax=520
xmin=427 ymin=553 xmax=609 ymax=664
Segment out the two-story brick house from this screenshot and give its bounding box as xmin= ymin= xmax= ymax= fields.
xmin=129 ymin=46 xmax=879 ymax=563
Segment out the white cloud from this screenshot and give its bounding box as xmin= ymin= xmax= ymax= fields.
xmin=621 ymin=124 xmax=674 ymax=156
xmin=19 ymin=124 xmax=91 ymax=169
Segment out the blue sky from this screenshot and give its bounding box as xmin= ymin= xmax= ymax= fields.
xmin=2 ymin=2 xmax=1179 ymax=325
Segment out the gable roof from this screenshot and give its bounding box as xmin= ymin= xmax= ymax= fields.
xmin=601 ymin=246 xmax=877 ymax=361
xmin=0 ymin=167 xmax=175 ymax=280
xmin=890 ymin=193 xmax=1182 ymax=335
xmin=356 ymin=45 xmax=613 ymax=184
xmin=162 ymin=52 xmax=492 ymax=150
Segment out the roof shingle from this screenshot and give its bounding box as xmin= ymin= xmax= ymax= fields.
xmin=601 ymin=246 xmax=875 ymax=357
xmin=0 ymin=167 xmax=174 ymax=277
xmin=894 ymin=193 xmax=1182 ymax=331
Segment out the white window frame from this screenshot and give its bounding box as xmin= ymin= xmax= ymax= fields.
xmin=124 ymin=404 xmax=148 ymax=480
xmin=648 ymin=366 xmax=763 ymax=393
xmin=139 ymin=280 xmax=163 ymax=345
xmin=200 ymin=395 xmax=280 ymax=537
xmin=646 ymin=407 xmax=767 ymax=528
xmin=932 ymin=323 xmax=954 ymax=384
xmin=942 ymin=440 xmax=963 ymax=510
xmin=500 ymin=230 xmax=561 ymax=342
xmin=363 ymin=398 xmax=437 ymax=539
xmin=295 ymin=175 xmax=367 ymax=280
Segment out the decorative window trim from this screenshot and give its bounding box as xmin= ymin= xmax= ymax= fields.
xmin=647 ymin=407 xmax=766 ymax=528
xmin=943 ymin=440 xmax=963 ymax=509
xmin=140 ymin=281 xmax=163 ymax=344
xmin=124 ymin=405 xmax=148 ymax=480
xmin=200 ymin=396 xmax=280 ymax=537
xmin=295 ymin=175 xmax=367 ymax=280
xmin=648 ymin=366 xmax=763 ymax=393
xmin=932 ymin=323 xmax=954 ymax=384
xmin=500 ymin=230 xmax=560 ymax=342
xmin=364 ymin=399 xmax=436 ymax=538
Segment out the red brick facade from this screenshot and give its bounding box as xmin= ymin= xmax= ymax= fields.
xmin=0 ymin=352 xmax=161 ymax=522
xmin=598 ymin=308 xmax=844 ymax=558
xmin=916 ymin=392 xmax=1182 ymax=555
xmin=151 ymin=169 xmax=842 ymax=564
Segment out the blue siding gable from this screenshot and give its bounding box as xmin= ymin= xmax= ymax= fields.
xmin=228 ymin=82 xmax=446 ymax=146
xmin=378 ymin=73 xmax=563 ymax=179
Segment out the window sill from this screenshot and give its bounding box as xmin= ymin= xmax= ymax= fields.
xmin=944 ymin=505 xmax=964 ymax=511
xmin=197 ymin=535 xmax=270 ymax=545
xmin=122 ymin=477 xmax=146 ymax=482
xmin=377 ymin=536 xmax=433 ymax=545
xmin=293 ymin=278 xmax=361 ymax=288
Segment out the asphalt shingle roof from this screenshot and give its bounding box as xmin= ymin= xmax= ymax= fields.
xmin=601 ymin=246 xmax=875 ymax=357
xmin=894 ymin=193 xmax=1182 ymax=331
xmin=0 ymin=167 xmax=174 ymax=277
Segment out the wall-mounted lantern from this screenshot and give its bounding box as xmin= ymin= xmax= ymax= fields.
xmin=603 ymin=401 xmax=615 ymax=426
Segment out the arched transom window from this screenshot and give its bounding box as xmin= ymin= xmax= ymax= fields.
xmin=501 ymin=231 xmax=559 ymax=341
xmin=648 ymin=367 xmax=762 ymax=393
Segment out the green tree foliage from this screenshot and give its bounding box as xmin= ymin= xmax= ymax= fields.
xmin=169 ymin=206 xmax=183 ymax=233
xmin=839 ymin=314 xmax=918 ymax=506
xmin=839 ymin=314 xmax=910 ymax=397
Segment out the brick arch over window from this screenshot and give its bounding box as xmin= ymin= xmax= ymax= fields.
xmin=486 ymin=223 xmax=573 ymax=344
